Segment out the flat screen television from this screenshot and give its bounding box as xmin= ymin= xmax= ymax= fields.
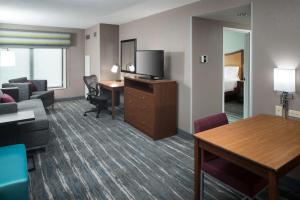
xmin=136 ymin=50 xmax=164 ymax=79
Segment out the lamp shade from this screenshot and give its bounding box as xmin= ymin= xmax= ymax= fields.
xmin=111 ymin=65 xmax=119 ymax=73
xmin=274 ymin=68 xmax=296 ymax=93
xmin=0 ymin=50 xmax=15 ymax=67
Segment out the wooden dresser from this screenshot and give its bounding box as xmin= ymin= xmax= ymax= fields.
xmin=124 ymin=77 xmax=177 ymax=140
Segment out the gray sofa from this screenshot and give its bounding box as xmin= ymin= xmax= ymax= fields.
xmin=0 ymin=87 xmax=50 ymax=150
xmin=2 ymin=77 xmax=55 ymax=108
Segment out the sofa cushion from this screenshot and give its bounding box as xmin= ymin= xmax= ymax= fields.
xmin=17 ymin=99 xmax=49 ymax=132
xmin=31 ymin=90 xmax=54 ymax=99
xmin=28 ymin=81 xmax=37 ymax=92
xmin=1 ymin=94 xmax=15 ymax=103
xmin=9 ymin=77 xmax=28 ymax=83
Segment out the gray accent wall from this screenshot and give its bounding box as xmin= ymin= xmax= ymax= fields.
xmin=85 ymin=24 xmax=101 ymax=78
xmin=119 ymin=0 xmax=251 ymax=133
xmin=0 ymin=23 xmax=85 ymax=99
xmin=100 ymin=24 xmax=119 ymax=81
xmin=191 ymin=18 xmax=249 ymax=125
xmin=192 ymin=18 xmax=223 ymax=124
xmin=85 ymin=24 xmax=119 ymax=81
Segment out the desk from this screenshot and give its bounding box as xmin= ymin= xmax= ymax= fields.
xmin=194 ymin=115 xmax=300 ymax=200
xmin=99 ymin=80 xmax=124 ymax=119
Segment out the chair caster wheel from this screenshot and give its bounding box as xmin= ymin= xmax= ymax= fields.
xmin=84 ymin=114 xmax=87 ymax=116
xmin=96 ymin=115 xmax=99 ymax=118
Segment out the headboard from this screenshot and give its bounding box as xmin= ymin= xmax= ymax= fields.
xmin=224 ymin=50 xmax=244 ymax=80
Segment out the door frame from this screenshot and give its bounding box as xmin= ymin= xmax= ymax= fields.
xmin=222 ymin=27 xmax=252 ymax=118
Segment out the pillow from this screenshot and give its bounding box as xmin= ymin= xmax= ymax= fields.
xmin=9 ymin=77 xmax=28 ymax=83
xmin=224 ymin=66 xmax=240 ymax=81
xmin=28 ymin=80 xmax=37 ymax=92
xmin=1 ymin=93 xmax=15 ymax=103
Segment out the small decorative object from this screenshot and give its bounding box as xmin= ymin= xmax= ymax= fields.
xmin=274 ymin=68 xmax=296 ymax=119
xmin=0 ymin=49 xmax=15 ymax=67
xmin=128 ymin=64 xmax=135 ymax=72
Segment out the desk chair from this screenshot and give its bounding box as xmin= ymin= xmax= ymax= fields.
xmin=83 ymin=75 xmax=110 ymax=118
xmin=194 ymin=113 xmax=267 ymax=200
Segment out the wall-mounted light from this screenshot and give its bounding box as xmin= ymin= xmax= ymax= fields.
xmin=0 ymin=49 xmax=15 ymax=67
xmin=274 ymin=68 xmax=296 ymax=119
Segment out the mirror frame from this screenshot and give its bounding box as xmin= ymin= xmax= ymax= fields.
xmin=121 ymin=38 xmax=137 ymax=73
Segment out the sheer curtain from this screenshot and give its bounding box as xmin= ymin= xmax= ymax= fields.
xmin=33 ymin=49 xmax=64 ymax=88
xmin=0 ymin=48 xmax=30 ymax=85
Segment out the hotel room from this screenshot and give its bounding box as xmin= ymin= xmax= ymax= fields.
xmin=0 ymin=0 xmax=299 ymax=199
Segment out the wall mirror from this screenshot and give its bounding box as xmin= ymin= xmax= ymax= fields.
xmin=121 ymin=39 xmax=136 ymax=73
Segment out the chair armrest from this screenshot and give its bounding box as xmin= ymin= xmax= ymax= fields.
xmin=0 ymin=102 xmax=18 ymax=115
xmin=30 ymin=80 xmax=47 ymax=91
xmin=2 ymin=83 xmax=31 ymax=101
xmin=1 ymin=87 xmax=19 ymax=102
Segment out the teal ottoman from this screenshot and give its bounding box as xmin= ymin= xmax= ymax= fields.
xmin=0 ymin=144 xmax=29 ymax=200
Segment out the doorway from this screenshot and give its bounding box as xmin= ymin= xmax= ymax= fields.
xmin=223 ymin=28 xmax=251 ymax=122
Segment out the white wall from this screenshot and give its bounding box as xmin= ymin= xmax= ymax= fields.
xmin=252 ymin=0 xmax=300 ymax=180
xmin=223 ymin=30 xmax=246 ymax=54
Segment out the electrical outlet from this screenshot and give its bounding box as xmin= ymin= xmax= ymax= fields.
xmin=275 ymin=105 xmax=282 ymax=116
xmin=289 ymin=110 xmax=300 ymax=119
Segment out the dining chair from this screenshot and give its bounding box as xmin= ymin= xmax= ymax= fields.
xmin=194 ymin=113 xmax=267 ymax=200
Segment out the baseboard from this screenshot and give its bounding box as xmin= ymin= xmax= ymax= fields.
xmin=176 ymin=129 xmax=193 ymax=140
xmin=55 ymin=96 xmax=85 ymax=102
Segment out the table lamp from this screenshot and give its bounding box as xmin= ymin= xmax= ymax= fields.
xmin=274 ymin=68 xmax=296 ymax=119
xmin=111 ymin=64 xmax=122 ymax=82
xmin=0 ymin=49 xmax=15 ymax=67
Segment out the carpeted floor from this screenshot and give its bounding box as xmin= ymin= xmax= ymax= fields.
xmin=225 ymin=101 xmax=243 ymax=123
xmin=29 ymin=100 xmax=300 ymax=200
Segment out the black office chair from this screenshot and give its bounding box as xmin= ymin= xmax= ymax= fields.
xmin=83 ymin=75 xmax=110 ymax=118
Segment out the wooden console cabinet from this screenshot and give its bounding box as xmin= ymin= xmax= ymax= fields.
xmin=124 ymin=77 xmax=177 ymax=140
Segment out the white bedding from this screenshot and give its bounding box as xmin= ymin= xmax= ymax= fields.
xmin=224 ymin=66 xmax=240 ymax=92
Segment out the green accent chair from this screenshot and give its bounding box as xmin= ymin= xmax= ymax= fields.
xmin=0 ymin=144 xmax=29 ymax=200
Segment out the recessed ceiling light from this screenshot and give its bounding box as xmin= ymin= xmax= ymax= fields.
xmin=237 ymin=12 xmax=248 ymax=17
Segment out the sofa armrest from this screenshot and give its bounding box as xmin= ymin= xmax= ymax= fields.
xmin=0 ymin=102 xmax=18 ymax=115
xmin=2 ymin=83 xmax=31 ymax=101
xmin=30 ymin=80 xmax=47 ymax=91
xmin=1 ymin=87 xmax=19 ymax=102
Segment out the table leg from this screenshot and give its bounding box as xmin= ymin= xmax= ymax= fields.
xmin=268 ymin=171 xmax=278 ymax=200
xmin=195 ymin=139 xmax=202 ymax=200
xmin=111 ymin=90 xmax=115 ymax=119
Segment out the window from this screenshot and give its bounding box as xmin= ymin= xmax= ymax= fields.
xmin=0 ymin=48 xmax=66 ymax=88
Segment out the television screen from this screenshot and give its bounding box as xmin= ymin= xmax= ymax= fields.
xmin=136 ymin=50 xmax=164 ymax=78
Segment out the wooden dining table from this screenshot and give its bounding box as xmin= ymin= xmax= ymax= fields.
xmin=194 ymin=114 xmax=300 ymax=200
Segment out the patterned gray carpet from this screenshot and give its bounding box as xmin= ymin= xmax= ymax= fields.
xmin=29 ymin=100 xmax=300 ymax=200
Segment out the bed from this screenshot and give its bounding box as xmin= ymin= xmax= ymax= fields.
xmin=224 ymin=50 xmax=244 ymax=102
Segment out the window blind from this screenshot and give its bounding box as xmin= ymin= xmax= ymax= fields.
xmin=0 ymin=29 xmax=71 ymax=47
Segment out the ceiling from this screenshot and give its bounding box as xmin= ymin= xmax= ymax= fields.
xmin=0 ymin=0 xmax=199 ymax=29
xmin=199 ymin=5 xmax=251 ymax=25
